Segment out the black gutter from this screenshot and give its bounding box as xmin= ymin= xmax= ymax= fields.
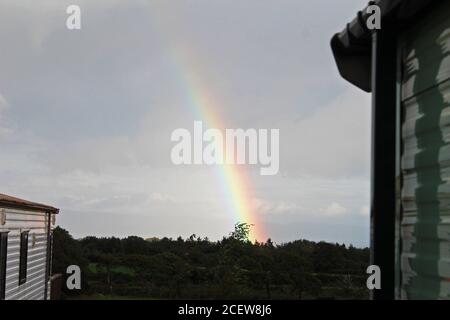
xmin=330 ymin=0 xmax=437 ymax=92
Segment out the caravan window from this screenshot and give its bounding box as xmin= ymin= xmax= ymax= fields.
xmin=19 ymin=231 xmax=29 ymax=285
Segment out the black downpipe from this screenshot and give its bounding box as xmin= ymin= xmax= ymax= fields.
xmin=370 ymin=26 xmax=397 ymax=300
xmin=44 ymin=212 xmax=52 ymax=300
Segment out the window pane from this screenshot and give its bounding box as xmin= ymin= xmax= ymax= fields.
xmin=19 ymin=231 xmax=28 ymax=285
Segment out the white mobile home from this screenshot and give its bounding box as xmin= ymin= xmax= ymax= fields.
xmin=0 ymin=193 xmax=58 ymax=300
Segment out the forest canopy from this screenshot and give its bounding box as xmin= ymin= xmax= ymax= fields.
xmin=52 ymin=223 xmax=370 ymax=300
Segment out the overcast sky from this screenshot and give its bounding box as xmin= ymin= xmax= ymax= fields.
xmin=0 ymin=0 xmax=371 ymax=246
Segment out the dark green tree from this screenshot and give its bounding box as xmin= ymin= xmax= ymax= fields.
xmin=229 ymin=222 xmax=253 ymax=242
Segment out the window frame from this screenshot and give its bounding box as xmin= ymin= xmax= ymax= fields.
xmin=0 ymin=232 xmax=8 ymax=300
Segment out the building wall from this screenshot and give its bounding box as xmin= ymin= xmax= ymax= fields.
xmin=0 ymin=207 xmax=50 ymax=300
xmin=398 ymin=0 xmax=450 ymax=299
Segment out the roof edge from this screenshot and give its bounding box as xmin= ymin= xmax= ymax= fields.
xmin=0 ymin=194 xmax=59 ymax=214
xmin=331 ymin=0 xmax=438 ymax=92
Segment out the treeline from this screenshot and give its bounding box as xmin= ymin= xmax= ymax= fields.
xmin=52 ymin=224 xmax=370 ymax=299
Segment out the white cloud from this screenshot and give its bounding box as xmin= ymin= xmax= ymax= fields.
xmin=322 ymin=202 xmax=348 ymax=217
xmin=0 ymin=93 xmax=12 ymax=139
xmin=0 ymin=93 xmax=7 ymax=110
xmin=253 ymin=198 xmax=302 ymax=215
xmin=281 ymin=88 xmax=371 ymax=178
xmin=150 ymin=192 xmax=176 ymax=203
xmin=359 ymin=205 xmax=370 ymax=216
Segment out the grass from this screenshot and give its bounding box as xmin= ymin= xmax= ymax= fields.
xmin=87 ymin=263 xmax=136 ymax=276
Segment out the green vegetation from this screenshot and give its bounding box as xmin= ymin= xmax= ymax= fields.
xmin=52 ymin=223 xmax=370 ymax=300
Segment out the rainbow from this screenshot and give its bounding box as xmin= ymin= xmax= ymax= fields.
xmin=187 ymin=73 xmax=268 ymax=243
xmin=148 ymin=4 xmax=267 ymax=242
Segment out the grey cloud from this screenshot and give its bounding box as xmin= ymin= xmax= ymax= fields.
xmin=0 ymin=0 xmax=370 ymax=246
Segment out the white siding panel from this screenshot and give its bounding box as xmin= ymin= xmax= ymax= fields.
xmin=0 ymin=207 xmax=49 ymax=300
xmin=5 ymin=271 xmax=45 ymax=296
xmin=7 ymin=274 xmax=46 ymax=300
